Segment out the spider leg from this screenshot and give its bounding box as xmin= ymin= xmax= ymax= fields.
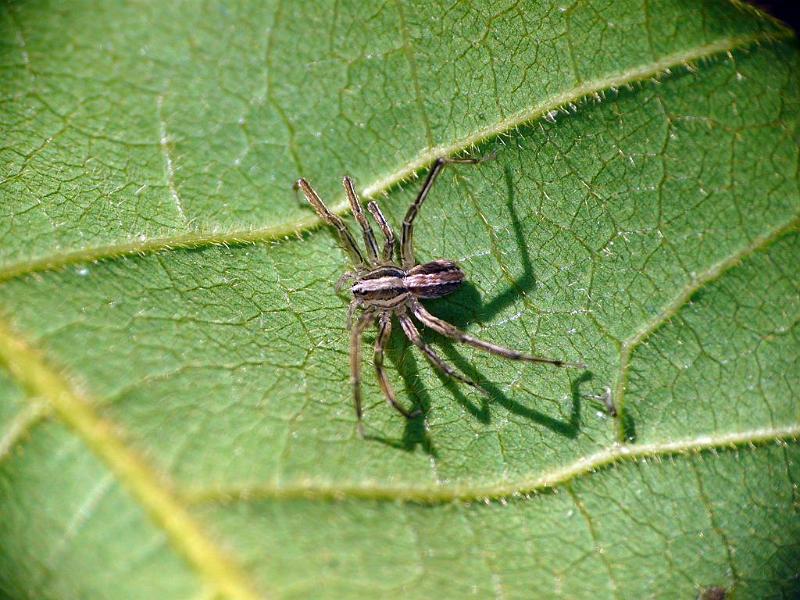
xmin=343 ymin=176 xmax=380 ymax=263
xmin=410 ymin=298 xmax=586 ymax=369
xmin=367 ymin=201 xmax=397 ymax=262
xmin=346 ymin=298 xmax=362 ymax=330
xmin=397 ymin=313 xmax=487 ymax=394
xmin=295 ymin=177 xmax=365 ymax=266
xmin=351 ymin=309 xmax=376 ymax=437
xmin=374 ymin=313 xmax=421 ymax=418
xmin=401 ymin=156 xmax=486 ymax=268
xmin=335 ymin=271 xmax=357 ymax=293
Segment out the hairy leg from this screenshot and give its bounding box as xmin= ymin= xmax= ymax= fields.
xmin=410 ymin=298 xmax=586 ymax=369
xmin=401 ymin=156 xmax=486 ymax=268
xmin=397 ymin=313 xmax=486 ymax=393
xmin=374 ymin=313 xmax=420 ymax=418
xmin=346 ymin=299 xmax=363 ymax=330
xmin=335 ymin=271 xmax=357 ymax=293
xmin=351 ymin=309 xmax=376 ymax=436
xmin=343 ymin=176 xmax=380 ymax=263
xmin=295 ymin=177 xmax=365 ymax=266
xmin=367 ymin=201 xmax=397 ymax=262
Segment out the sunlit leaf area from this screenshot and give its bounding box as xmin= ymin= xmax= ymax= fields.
xmin=1 ymin=1 xmax=798 ymax=598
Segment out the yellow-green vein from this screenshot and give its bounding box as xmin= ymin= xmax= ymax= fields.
xmin=612 ymin=215 xmax=800 ymax=442
xmin=0 ymin=317 xmax=263 ymax=600
xmin=183 ymin=423 xmax=800 ymax=505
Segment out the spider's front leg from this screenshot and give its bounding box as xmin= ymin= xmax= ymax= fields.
xmin=401 ymin=155 xmax=489 ymax=268
xmin=343 ymin=176 xmax=380 ymax=263
xmin=335 ymin=271 xmax=357 ymax=293
xmin=367 ymin=201 xmax=397 ymax=262
xmin=346 ymin=298 xmax=362 ymax=330
xmin=295 ymin=178 xmax=365 ymax=266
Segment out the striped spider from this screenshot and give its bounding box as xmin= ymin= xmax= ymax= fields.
xmin=296 ymin=157 xmax=584 ymax=435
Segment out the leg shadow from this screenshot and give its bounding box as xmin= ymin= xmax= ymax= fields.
xmin=429 ymin=164 xmax=537 ymax=329
xmin=436 ymin=341 xmax=593 ymax=438
xmin=418 ymin=165 xmax=595 ymax=437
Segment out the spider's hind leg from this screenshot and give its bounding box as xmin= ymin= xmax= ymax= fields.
xmin=401 ymin=154 xmax=491 ymax=268
xmin=398 ymin=313 xmax=487 ymax=394
xmin=410 ymin=298 xmax=586 ymax=369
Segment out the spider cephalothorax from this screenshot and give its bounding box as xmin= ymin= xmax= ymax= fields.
xmin=296 ymin=156 xmax=584 ymax=435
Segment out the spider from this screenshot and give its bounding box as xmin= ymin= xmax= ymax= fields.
xmin=296 ymin=156 xmax=585 ymax=435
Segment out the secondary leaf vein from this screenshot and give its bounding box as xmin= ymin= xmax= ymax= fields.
xmin=612 ymin=215 xmax=800 ymax=441
xmin=183 ymin=423 xmax=800 ymax=505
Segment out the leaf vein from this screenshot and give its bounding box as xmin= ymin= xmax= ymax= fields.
xmin=0 ymin=317 xmax=263 ymax=600
xmin=156 ymin=93 xmax=188 ymax=223
xmin=0 ymin=399 xmax=49 ymax=466
xmin=183 ymin=423 xmax=800 ymax=505
xmin=612 ymin=215 xmax=800 ymax=440
xmin=395 ymin=0 xmax=435 ymax=149
xmin=566 ymin=485 xmax=621 ymax=599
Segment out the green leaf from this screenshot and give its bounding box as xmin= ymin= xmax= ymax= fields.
xmin=1 ymin=1 xmax=798 ymax=598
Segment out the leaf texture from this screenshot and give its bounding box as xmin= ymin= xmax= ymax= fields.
xmin=0 ymin=1 xmax=798 ymax=598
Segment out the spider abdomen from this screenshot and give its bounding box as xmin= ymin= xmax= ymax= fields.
xmin=404 ymin=259 xmax=465 ymax=299
xmin=351 ymin=259 xmax=464 ymax=303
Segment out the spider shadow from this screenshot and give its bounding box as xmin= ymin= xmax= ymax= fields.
xmin=440 ymin=343 xmax=591 ymax=438
xmin=368 ymin=326 xmax=592 ymax=445
xmin=437 ymin=164 xmax=537 ymax=327
xmin=416 ymin=164 xmax=591 ymax=438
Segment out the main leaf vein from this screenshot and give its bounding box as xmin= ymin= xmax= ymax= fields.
xmin=0 ymin=31 xmax=789 ymax=284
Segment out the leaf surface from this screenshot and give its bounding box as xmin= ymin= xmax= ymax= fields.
xmin=0 ymin=1 xmax=798 ymax=598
